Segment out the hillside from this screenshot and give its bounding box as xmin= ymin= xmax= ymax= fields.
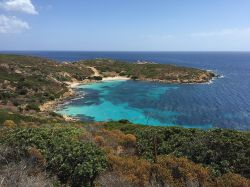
xmin=0 ymin=55 xmax=94 ymax=115
xmin=0 ymin=55 xmax=215 ymax=119
xmin=78 ymin=58 xmax=215 ymax=83
xmin=1 ymin=54 xmax=249 ymax=187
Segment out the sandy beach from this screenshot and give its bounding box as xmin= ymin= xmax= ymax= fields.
xmin=39 ymin=72 xmax=131 ymax=121
xmin=102 ymin=76 xmax=130 ymax=81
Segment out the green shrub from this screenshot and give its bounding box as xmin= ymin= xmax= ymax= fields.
xmin=49 ymin=94 xmax=55 ymax=100
xmin=2 ymin=127 xmax=107 ymax=187
xmin=104 ymin=122 xmax=250 ymax=178
xmin=119 ymin=72 xmax=126 ymax=76
xmin=118 ymin=119 xmax=131 ymax=124
xmin=136 ymin=127 xmax=250 ymax=178
xmin=26 ymin=103 xmax=40 ymax=112
xmin=0 ymin=109 xmax=44 ymax=124
xmin=91 ymin=76 xmax=103 ymax=80
xmin=131 ymin=76 xmax=138 ymax=80
xmin=0 ymin=92 xmax=12 ymax=99
xmin=18 ymin=88 xmax=28 ymax=95
xmin=13 ymin=100 xmax=20 ymax=106
xmin=49 ymin=111 xmax=62 ymax=118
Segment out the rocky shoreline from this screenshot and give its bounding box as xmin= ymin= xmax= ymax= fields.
xmin=39 ymin=77 xmax=130 ymax=121
xmin=37 ymin=63 xmax=216 ymax=122
xmin=41 ymin=72 xmax=216 ymax=122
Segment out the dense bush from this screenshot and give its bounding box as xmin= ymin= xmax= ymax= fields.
xmin=0 ymin=92 xmax=13 ymax=99
xmin=108 ymin=154 xmax=151 ymax=186
xmin=137 ymin=128 xmax=250 ymax=177
xmin=12 ymin=99 xmax=20 ymax=106
xmin=153 ymin=155 xmax=210 ymax=186
xmin=2 ymin=127 xmax=107 ymax=187
xmin=18 ymin=88 xmax=28 ymax=95
xmin=25 ymin=103 xmax=40 ymax=112
xmin=215 ymin=173 xmax=250 ymax=187
xmin=107 ymin=153 xmax=250 ymax=187
xmin=104 ymin=122 xmax=250 ymax=178
xmin=91 ymin=76 xmax=103 ymax=80
xmin=0 ymin=109 xmax=47 ymax=125
xmin=131 ymin=76 xmax=138 ymax=80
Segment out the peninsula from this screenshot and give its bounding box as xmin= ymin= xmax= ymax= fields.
xmin=76 ymin=58 xmax=215 ymax=83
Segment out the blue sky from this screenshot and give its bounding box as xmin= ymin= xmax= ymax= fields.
xmin=0 ymin=0 xmax=250 ymax=51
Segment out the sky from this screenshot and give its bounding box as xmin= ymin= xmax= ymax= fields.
xmin=0 ymin=0 xmax=250 ymax=51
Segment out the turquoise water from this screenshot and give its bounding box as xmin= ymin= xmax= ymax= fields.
xmin=57 ymin=80 xmax=212 ymax=129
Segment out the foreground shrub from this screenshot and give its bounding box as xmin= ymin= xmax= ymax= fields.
xmin=108 ymin=154 xmax=151 ymax=186
xmin=97 ymin=172 xmax=133 ymax=187
xmin=108 ymin=154 xmax=212 ymax=187
xmin=215 ymin=173 xmax=250 ymax=187
xmin=0 ymin=145 xmax=58 ymax=187
xmin=2 ymin=127 xmax=107 ymax=187
xmin=107 ymin=153 xmax=250 ymax=187
xmin=153 ymin=155 xmax=210 ymax=186
xmin=0 ymin=160 xmax=57 ymax=187
xmin=134 ymin=127 xmax=250 ymax=178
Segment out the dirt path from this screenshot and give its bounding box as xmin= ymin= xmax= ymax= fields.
xmin=87 ymin=66 xmax=130 ymax=81
xmin=88 ymin=66 xmax=101 ymax=77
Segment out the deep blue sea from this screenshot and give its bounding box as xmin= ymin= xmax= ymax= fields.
xmin=2 ymin=51 xmax=250 ymax=130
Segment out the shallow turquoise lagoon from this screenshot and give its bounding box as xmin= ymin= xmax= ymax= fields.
xmin=56 ymin=80 xmax=213 ymax=129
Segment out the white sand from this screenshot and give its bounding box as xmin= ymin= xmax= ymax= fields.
xmin=67 ymin=82 xmax=80 ymax=88
xmin=65 ymin=76 xmax=130 ymax=89
xmin=102 ymin=76 xmax=130 ymax=81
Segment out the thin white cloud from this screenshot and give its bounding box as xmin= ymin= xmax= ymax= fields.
xmin=191 ymin=28 xmax=250 ymax=37
xmin=0 ymin=14 xmax=30 ymax=33
xmin=0 ymin=0 xmax=38 ymax=15
xmin=144 ymin=34 xmax=174 ymax=40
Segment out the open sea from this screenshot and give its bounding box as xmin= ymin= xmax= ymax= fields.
xmin=3 ymin=51 xmax=250 ymax=130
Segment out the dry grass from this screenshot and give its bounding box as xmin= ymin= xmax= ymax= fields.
xmin=0 ymin=161 xmax=56 ymax=187
xmin=0 ymin=146 xmax=57 ymax=187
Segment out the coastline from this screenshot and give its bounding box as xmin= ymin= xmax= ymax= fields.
xmin=40 ymin=72 xmax=216 ymax=122
xmin=39 ymin=65 xmax=216 ymax=122
xmin=39 ymin=76 xmax=130 ymax=121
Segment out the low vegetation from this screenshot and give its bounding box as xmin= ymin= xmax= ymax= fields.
xmin=79 ymin=58 xmax=215 ymax=83
xmin=1 ymin=125 xmax=107 ymax=187
xmin=1 ymin=121 xmax=250 ymax=187
xmin=104 ymin=122 xmax=250 ymax=178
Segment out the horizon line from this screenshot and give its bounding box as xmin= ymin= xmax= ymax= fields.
xmin=1 ymin=50 xmax=250 ymax=53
